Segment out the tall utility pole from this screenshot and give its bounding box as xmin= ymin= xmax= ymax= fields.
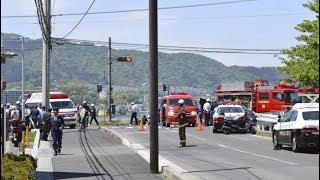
xmin=21 ymin=37 xmax=25 ymax=122
xmin=42 ymin=0 xmax=51 ymax=108
xmin=108 ymin=37 xmax=112 ymax=122
xmin=149 ymin=0 xmax=159 ymax=173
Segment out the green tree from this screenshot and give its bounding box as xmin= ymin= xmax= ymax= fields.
xmin=57 ymin=82 xmax=99 ymax=105
xmin=278 ymin=0 xmax=319 ymax=88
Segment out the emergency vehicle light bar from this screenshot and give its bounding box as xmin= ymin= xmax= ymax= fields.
xmin=170 ymin=91 xmax=189 ymax=95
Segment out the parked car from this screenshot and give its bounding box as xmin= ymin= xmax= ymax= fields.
xmin=272 ymin=103 xmax=319 ymax=152
xmin=212 ymin=104 xmax=246 ymax=133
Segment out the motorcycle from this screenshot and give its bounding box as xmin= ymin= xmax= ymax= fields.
xmin=221 ymin=111 xmax=257 ymax=135
xmin=9 ymin=117 xmax=24 ymax=147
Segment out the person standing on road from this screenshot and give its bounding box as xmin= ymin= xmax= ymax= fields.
xmin=30 ymin=105 xmax=40 ymax=129
xmin=49 ymin=108 xmax=65 ymax=156
xmin=89 ymin=104 xmax=100 ymax=128
xmin=175 ymin=99 xmax=188 ymax=147
xmin=130 ymin=102 xmax=140 ymax=125
xmin=82 ymin=101 xmax=91 ymax=127
xmin=203 ymin=98 xmax=211 ymax=126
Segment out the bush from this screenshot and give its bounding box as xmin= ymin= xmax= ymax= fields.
xmin=1 ymin=153 xmax=37 ymax=180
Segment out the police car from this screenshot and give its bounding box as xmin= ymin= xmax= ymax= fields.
xmin=272 ymin=103 xmax=319 ymax=152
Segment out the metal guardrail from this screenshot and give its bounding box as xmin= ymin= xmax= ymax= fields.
xmin=255 ymin=113 xmax=279 ymax=132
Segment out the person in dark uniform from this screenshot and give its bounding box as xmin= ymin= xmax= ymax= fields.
xmin=175 ymin=99 xmax=188 ymax=147
xmin=49 ymin=108 xmax=65 ymax=156
xmin=39 ymin=108 xmax=52 ymax=141
xmin=89 ymin=104 xmax=99 ymax=127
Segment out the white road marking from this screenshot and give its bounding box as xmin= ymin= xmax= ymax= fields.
xmin=111 ymin=127 xmax=119 ymax=129
xmin=125 ymin=126 xmax=133 ymax=129
xmin=252 ymin=135 xmax=272 ymax=139
xmin=186 ymin=133 xmax=206 ymax=141
xmin=217 ymin=144 xmax=296 ymax=165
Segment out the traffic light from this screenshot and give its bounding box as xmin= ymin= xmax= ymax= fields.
xmin=1 ymin=80 xmax=6 ymax=91
xmin=117 ymin=57 xmax=132 ymax=62
xmin=97 ymin=84 xmax=102 ymax=93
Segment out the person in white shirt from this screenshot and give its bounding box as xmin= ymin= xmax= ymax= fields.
xmin=130 ymin=102 xmax=140 ymax=125
xmin=203 ymin=98 xmax=211 ymax=126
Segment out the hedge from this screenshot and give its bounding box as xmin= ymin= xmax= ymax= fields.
xmin=1 ymin=153 xmax=37 ymax=180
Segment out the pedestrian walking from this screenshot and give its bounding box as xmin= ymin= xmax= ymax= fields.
xmin=39 ymin=108 xmax=52 ymax=141
xmin=89 ymin=104 xmax=100 ymax=127
xmin=79 ymin=105 xmax=86 ymax=129
xmin=175 ymin=99 xmax=188 ymax=147
xmin=30 ymin=105 xmax=40 ymax=129
xmin=49 ymin=108 xmax=65 ymax=156
xmin=130 ymin=102 xmax=140 ymax=125
xmin=203 ymin=98 xmax=211 ymax=126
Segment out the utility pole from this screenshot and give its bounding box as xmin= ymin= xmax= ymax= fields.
xmin=149 ymin=0 xmax=159 ymax=173
xmin=21 ymin=37 xmax=25 ymax=123
xmin=108 ymin=37 xmax=112 ymax=122
xmin=42 ymin=0 xmax=51 ymax=108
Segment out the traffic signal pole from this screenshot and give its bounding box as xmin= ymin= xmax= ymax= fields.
xmin=108 ymin=37 xmax=112 ymax=122
xmin=149 ymin=0 xmax=159 ymax=173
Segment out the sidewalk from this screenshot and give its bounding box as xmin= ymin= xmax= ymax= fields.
xmin=36 ymin=126 xmax=166 ymax=180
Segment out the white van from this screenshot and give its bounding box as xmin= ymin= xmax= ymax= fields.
xmin=25 ymin=92 xmax=78 ymax=129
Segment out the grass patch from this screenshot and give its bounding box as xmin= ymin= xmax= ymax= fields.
xmin=99 ymin=120 xmax=126 ymax=126
xmin=256 ymin=130 xmax=272 ymax=138
xmin=28 ymin=132 xmax=36 ymax=143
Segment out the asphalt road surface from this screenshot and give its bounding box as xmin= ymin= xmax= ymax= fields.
xmin=107 ymin=124 xmax=319 ymax=180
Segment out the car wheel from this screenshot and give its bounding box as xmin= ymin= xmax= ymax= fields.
xmin=212 ymin=123 xmax=218 ymax=133
xmin=292 ymin=135 xmax=300 ymax=153
xmin=249 ymin=127 xmax=256 ymax=134
xmin=69 ymin=124 xmax=76 ymax=129
xmin=273 ymin=131 xmax=282 ymax=149
xmin=162 ymin=121 xmax=166 ymax=127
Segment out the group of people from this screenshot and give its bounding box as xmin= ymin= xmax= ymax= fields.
xmin=77 ymin=101 xmax=99 ymax=129
xmin=196 ymin=98 xmax=218 ymax=126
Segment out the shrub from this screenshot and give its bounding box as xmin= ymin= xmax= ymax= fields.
xmin=1 ymin=153 xmax=37 ymax=180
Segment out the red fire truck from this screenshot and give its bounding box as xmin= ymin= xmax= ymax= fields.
xmin=216 ymin=80 xmax=299 ymax=113
xmin=159 ymin=91 xmax=197 ymax=127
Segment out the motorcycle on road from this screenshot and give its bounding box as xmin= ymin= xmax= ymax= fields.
xmin=221 ymin=111 xmax=257 ymax=135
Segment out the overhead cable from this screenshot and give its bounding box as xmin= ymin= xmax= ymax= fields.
xmin=61 ymin=0 xmax=96 ymax=39
xmin=2 ymin=0 xmax=256 ymax=18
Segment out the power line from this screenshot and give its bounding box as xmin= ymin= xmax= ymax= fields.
xmin=1 ymin=12 xmax=310 ymax=25
xmin=51 ymin=37 xmax=283 ymax=54
xmin=1 ymin=0 xmax=256 ymax=19
xmin=61 ymin=0 xmax=96 ymax=39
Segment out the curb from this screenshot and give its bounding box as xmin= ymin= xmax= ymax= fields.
xmin=100 ymin=126 xmax=201 ymax=180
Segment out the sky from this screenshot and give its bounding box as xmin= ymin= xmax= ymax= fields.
xmin=1 ymin=0 xmax=315 ymax=67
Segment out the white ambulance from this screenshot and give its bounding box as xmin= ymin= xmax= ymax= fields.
xmin=25 ymin=92 xmax=78 ymax=129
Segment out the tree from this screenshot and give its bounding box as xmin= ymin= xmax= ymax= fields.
xmin=278 ymin=0 xmax=319 ymax=88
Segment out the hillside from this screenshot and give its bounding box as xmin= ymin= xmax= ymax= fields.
xmin=1 ymin=33 xmax=286 ymax=90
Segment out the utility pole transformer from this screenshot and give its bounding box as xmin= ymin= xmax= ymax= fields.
xmin=42 ymin=0 xmax=51 ymax=108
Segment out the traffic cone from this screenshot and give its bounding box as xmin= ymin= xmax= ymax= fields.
xmin=196 ymin=118 xmax=204 ymax=131
xmin=139 ymin=119 xmax=145 ymax=131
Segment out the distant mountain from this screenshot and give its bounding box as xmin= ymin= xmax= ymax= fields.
xmin=1 ymin=33 xmax=286 ymax=89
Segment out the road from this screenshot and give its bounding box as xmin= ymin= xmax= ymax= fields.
xmin=107 ymin=124 xmax=319 ymax=180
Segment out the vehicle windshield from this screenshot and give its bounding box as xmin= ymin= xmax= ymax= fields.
xmin=284 ymin=91 xmax=300 ymax=103
xmin=51 ymin=101 xmax=75 ymax=109
xmin=218 ymin=107 xmax=244 ymax=113
xmin=168 ymin=99 xmax=194 ymax=106
xmin=302 ymin=111 xmax=319 ymax=121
